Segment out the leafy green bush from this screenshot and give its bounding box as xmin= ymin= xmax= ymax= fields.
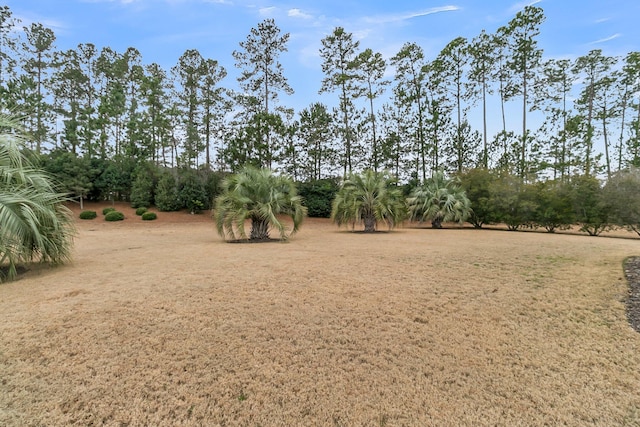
xmin=488 ymin=174 xmax=537 ymax=231
xmin=298 ymin=178 xmax=339 ymax=218
xmin=531 ymin=180 xmax=575 ymax=233
xmin=458 ymin=168 xmax=499 ymax=228
xmin=104 ymin=211 xmax=125 ymax=221
xmin=604 ymin=168 xmax=640 ymax=236
xmin=79 ymin=210 xmax=97 ymax=220
xmin=102 ymin=206 xmax=116 ymax=215
xmin=135 ymin=207 xmax=148 ymax=216
xmin=130 ymin=165 xmax=155 ymax=208
xmin=141 ymin=212 xmax=157 ymax=221
xmin=178 ymin=170 xmax=208 ymax=214
xmin=570 ymin=174 xmax=609 ymax=236
xmin=155 ymin=172 xmax=181 ymax=212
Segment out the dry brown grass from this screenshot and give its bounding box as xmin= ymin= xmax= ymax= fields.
xmin=1 ymin=203 xmax=640 ymax=426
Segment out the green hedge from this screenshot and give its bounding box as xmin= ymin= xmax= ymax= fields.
xmin=135 ymin=207 xmax=148 ymax=216
xmin=102 ymin=206 xmax=116 ymax=215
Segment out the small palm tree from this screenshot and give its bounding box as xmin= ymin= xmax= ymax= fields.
xmin=408 ymin=171 xmax=472 ymax=228
xmin=0 ymin=115 xmax=74 ymax=282
xmin=331 ymin=169 xmax=406 ymax=232
xmin=214 ymin=166 xmax=306 ymax=241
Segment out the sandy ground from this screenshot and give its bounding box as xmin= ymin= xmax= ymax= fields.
xmin=1 ymin=202 xmax=640 ymax=426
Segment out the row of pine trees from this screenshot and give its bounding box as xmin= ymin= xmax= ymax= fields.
xmin=2 ymin=5 xmax=640 ymax=195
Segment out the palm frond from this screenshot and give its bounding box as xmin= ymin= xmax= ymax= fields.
xmin=213 ymin=165 xmax=307 ymax=241
xmin=331 ymin=169 xmax=407 ymax=232
xmin=0 ymin=114 xmax=75 ymax=282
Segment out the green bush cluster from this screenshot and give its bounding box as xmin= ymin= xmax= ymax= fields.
xmin=102 ymin=206 xmax=116 ymax=215
xmin=135 ymin=207 xmax=148 ymax=216
xmin=141 ymin=212 xmax=157 ymax=221
xmin=297 ymin=178 xmax=339 ymax=218
xmin=458 ymin=169 xmax=612 ymax=235
xmin=79 ymin=210 xmax=97 ymax=220
xmin=104 ymin=211 xmax=125 ymax=221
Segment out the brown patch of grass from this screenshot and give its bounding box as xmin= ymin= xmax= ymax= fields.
xmin=1 ymin=209 xmax=640 ymax=426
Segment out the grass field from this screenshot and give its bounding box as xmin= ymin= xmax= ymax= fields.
xmin=1 ymin=204 xmax=640 ymax=426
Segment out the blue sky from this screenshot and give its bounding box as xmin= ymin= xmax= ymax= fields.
xmin=7 ymin=0 xmax=640 ymax=113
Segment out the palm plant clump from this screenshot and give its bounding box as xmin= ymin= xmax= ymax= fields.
xmin=0 ymin=115 xmax=74 ymax=282
xmin=214 ymin=166 xmax=306 ymax=241
xmin=331 ymin=170 xmax=407 ymax=232
xmin=408 ymin=171 xmax=472 ymax=228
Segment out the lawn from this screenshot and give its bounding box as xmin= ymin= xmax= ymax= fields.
xmin=1 ymin=204 xmax=639 ymax=426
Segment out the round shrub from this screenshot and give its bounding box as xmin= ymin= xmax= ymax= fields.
xmin=79 ymin=210 xmax=97 ymax=220
xmin=141 ymin=212 xmax=157 ymax=221
xmin=102 ymin=206 xmax=116 ymax=215
xmin=104 ymin=211 xmax=125 ymax=222
xmin=135 ymin=207 xmax=148 ymax=216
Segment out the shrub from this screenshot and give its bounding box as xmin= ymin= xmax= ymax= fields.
xmin=79 ymin=210 xmax=97 ymax=220
xmin=154 ymin=172 xmax=181 ymax=212
xmin=102 ymin=206 xmax=116 ymax=215
xmin=488 ymin=174 xmax=537 ymax=231
xmin=604 ymin=167 xmax=640 ymax=236
xmin=141 ymin=212 xmax=157 ymax=221
xmin=331 ymin=170 xmax=406 ymax=232
xmin=531 ymin=180 xmax=575 ymax=233
xmin=408 ymin=172 xmax=471 ymax=229
xmin=178 ymin=170 xmax=209 ymax=213
xmin=458 ymin=168 xmax=499 ymax=228
xmin=298 ymin=178 xmax=339 ymax=218
xmin=104 ymin=211 xmax=125 ymax=221
xmin=570 ymin=174 xmax=609 ymax=236
xmin=135 ymin=207 xmax=148 ymax=216
xmin=130 ymin=167 xmax=155 ymax=208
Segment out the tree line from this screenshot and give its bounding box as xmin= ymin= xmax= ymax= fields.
xmin=1 ymin=4 xmax=640 ymax=203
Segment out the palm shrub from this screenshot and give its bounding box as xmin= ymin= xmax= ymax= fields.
xmin=0 ymin=115 xmax=74 ymax=282
xmin=408 ymin=171 xmax=472 ymax=229
xmin=214 ymin=166 xmax=307 ymax=241
xmin=331 ymin=170 xmax=406 ymax=232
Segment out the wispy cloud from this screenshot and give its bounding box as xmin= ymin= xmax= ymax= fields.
xmin=258 ymin=6 xmax=276 ymax=17
xmin=594 ymin=17 xmax=611 ymax=24
xmin=14 ymin=13 xmax=67 ymax=34
xmin=589 ymin=33 xmax=621 ymax=45
xmin=362 ymin=5 xmax=460 ymax=25
xmin=508 ymin=0 xmax=542 ymax=14
xmin=288 ymin=8 xmax=312 ymax=20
